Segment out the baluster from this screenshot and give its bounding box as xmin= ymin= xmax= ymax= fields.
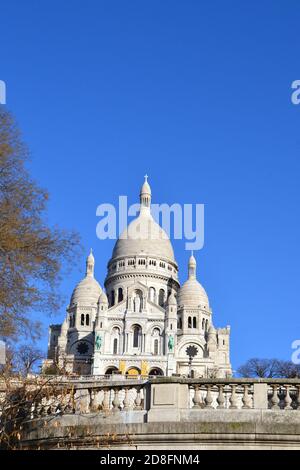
xmin=296 ymin=386 xmax=300 ymax=410
xmin=112 ymin=388 xmax=121 ymax=411
xmin=37 ymin=403 xmax=44 ymax=416
xmin=134 ymin=386 xmax=142 ymax=410
xmin=192 ymin=385 xmax=201 ymax=408
xmin=47 ymin=403 xmax=53 ymax=415
xmin=89 ymin=389 xmax=95 ymax=412
xmin=123 ymin=387 xmax=131 ymax=411
xmin=270 ymin=384 xmax=280 ymax=409
xmin=102 ymin=388 xmax=110 ymax=411
xmin=217 ymin=384 xmax=225 ymax=409
xmin=30 ymin=402 xmax=37 ymax=419
xmin=242 ymin=384 xmax=252 ymax=409
xmin=64 ymin=394 xmax=74 ymax=414
xmin=229 ymin=384 xmax=238 ymax=409
xmin=204 ymin=384 xmax=213 ymax=408
xmin=284 ymin=385 xmax=292 ymax=410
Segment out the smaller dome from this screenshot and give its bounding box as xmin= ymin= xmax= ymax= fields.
xmin=99 ymin=291 xmax=108 ymax=304
xmin=70 ymin=276 xmax=102 ymax=305
xmin=70 ymin=251 xmax=102 ymax=306
xmin=178 ymin=254 xmax=209 ymax=308
xmin=178 ymin=278 xmax=209 ymax=308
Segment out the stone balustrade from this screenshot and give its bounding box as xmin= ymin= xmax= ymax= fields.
xmin=2 ymin=376 xmax=300 ymax=421
xmin=3 ymin=376 xmax=300 ymax=449
xmin=188 ymin=381 xmax=300 ymax=410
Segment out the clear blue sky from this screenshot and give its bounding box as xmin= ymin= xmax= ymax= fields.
xmin=1 ymin=1 xmax=300 ymax=371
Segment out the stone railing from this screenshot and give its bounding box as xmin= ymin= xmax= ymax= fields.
xmin=4 ymin=376 xmax=300 ymax=449
xmin=21 ymin=378 xmax=148 ymax=418
xmin=187 ymin=379 xmax=300 ymax=410
xmin=2 ymin=376 xmax=300 ymax=422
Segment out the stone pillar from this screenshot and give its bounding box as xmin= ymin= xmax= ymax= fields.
xmin=253 ymin=383 xmax=268 ymax=409
xmin=147 ymin=382 xmax=189 ymax=422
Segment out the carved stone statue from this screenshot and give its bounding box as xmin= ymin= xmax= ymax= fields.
xmin=168 ymin=335 xmax=174 ymax=352
xmin=95 ymin=334 xmax=102 ymax=351
xmin=134 ymin=295 xmax=141 ymax=313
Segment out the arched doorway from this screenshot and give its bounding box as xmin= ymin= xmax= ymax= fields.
xmin=126 ymin=367 xmax=141 ymax=376
xmin=105 ymin=366 xmax=119 ymax=375
xmin=149 ymin=367 xmax=164 ymax=376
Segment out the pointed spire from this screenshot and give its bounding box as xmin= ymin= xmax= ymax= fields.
xmin=86 ymin=248 xmax=95 ymax=277
xmin=140 ymin=174 xmax=151 ymax=211
xmin=188 ymin=252 xmax=196 ymax=279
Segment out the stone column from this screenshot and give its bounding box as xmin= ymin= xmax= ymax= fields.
xmin=253 ymin=383 xmax=268 ymax=409
xmin=147 ymin=382 xmax=189 ymax=422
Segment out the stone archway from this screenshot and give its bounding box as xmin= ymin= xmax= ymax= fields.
xmin=105 ymin=366 xmax=119 ymax=375
xmin=126 ymin=367 xmax=141 ymax=376
xmin=149 ymin=367 xmax=164 ymax=376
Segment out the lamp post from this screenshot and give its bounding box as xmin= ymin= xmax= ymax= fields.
xmin=186 ymin=345 xmax=198 ymax=378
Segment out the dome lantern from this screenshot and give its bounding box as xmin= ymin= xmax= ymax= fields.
xmin=140 ymin=174 xmax=151 ymax=211
xmin=86 ymin=249 xmax=95 ymax=277
xmin=188 ymin=251 xmax=196 ymax=279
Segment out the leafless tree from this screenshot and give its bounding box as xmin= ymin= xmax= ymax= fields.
xmin=237 ymin=357 xmax=300 ymax=378
xmin=0 ymin=109 xmax=82 ymax=339
xmin=14 ymin=345 xmax=44 ymax=376
xmin=237 ymin=358 xmax=281 ymax=378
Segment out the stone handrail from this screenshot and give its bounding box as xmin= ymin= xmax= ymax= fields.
xmin=2 ymin=376 xmax=300 ymax=422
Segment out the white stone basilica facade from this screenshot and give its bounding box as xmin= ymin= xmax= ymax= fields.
xmin=45 ymin=178 xmax=231 ymax=378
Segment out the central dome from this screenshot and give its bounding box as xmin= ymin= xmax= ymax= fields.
xmin=111 ymin=176 xmax=176 ymax=263
xmin=112 ymin=211 xmax=175 ymax=262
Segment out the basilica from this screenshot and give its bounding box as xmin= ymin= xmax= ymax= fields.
xmin=44 ymin=178 xmax=232 ymax=378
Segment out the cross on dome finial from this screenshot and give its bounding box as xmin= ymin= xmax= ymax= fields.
xmin=144 ymin=174 xmax=148 ymax=182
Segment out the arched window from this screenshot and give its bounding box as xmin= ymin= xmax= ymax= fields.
xmin=154 ymin=339 xmax=159 ymax=355
xmin=159 ymin=289 xmax=165 ymax=307
xmin=193 ymin=317 xmax=197 ymax=328
xmin=202 ymin=318 xmax=205 ymax=329
xmin=188 ymin=316 xmax=192 ymax=328
xmin=111 ymin=291 xmax=115 ymax=306
xmin=205 ymin=319 xmax=208 ymax=331
xmin=133 ymin=325 xmax=141 ymax=348
xmin=149 ymin=287 xmax=156 ymax=303
xmin=113 ymin=338 xmax=118 ymax=354
xmin=178 ymin=317 xmax=182 ymax=329
xmin=86 ymin=314 xmax=90 ymax=326
xmin=118 ymin=287 xmax=123 ymax=302
xmin=81 ymin=314 xmax=84 ymax=326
